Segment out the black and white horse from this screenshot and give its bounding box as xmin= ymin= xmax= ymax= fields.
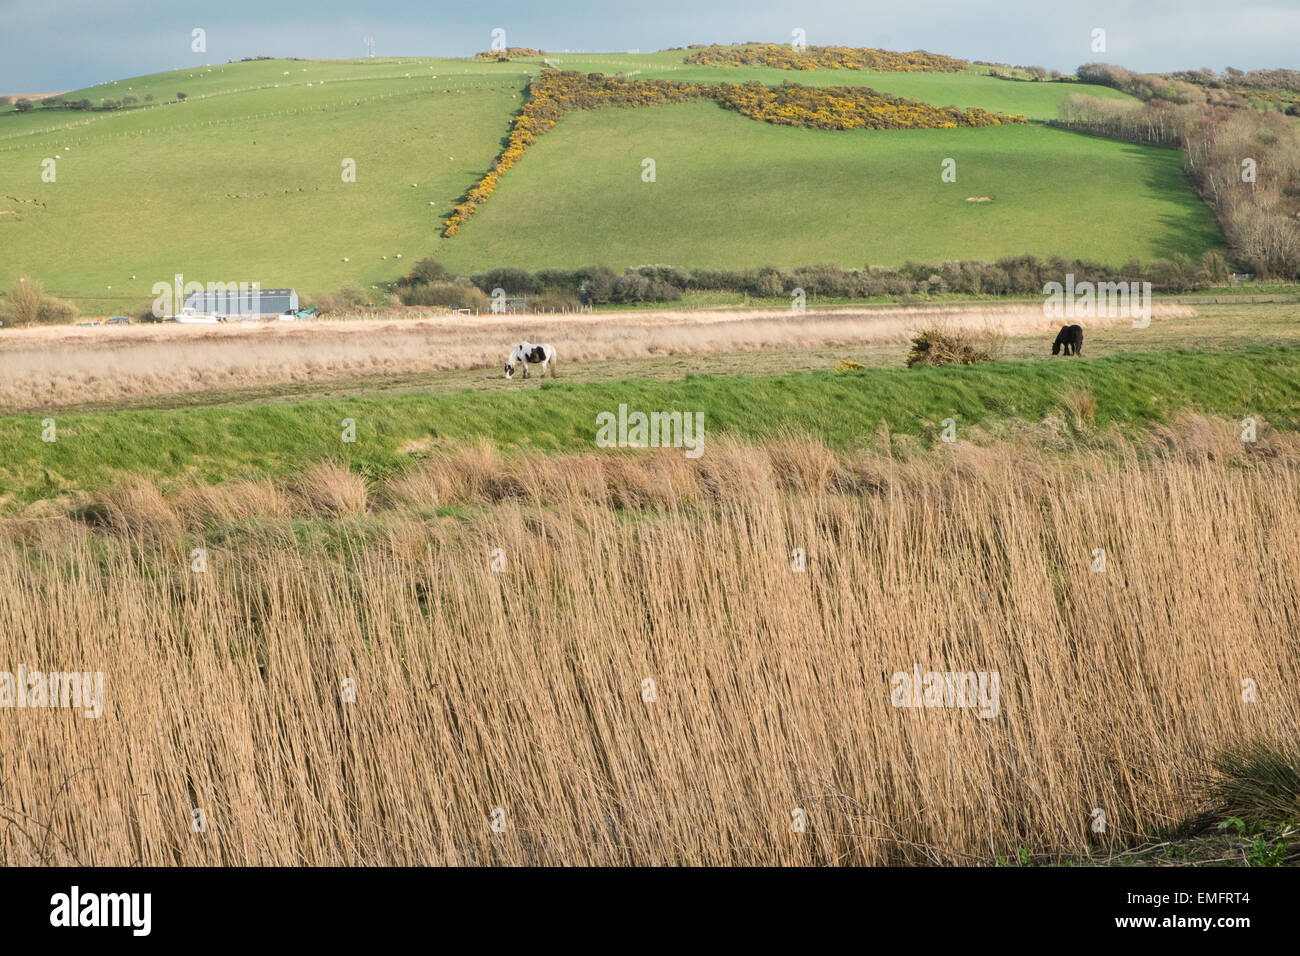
xmin=1052 ymin=324 xmax=1083 ymax=356
xmin=504 ymin=342 xmax=557 ymax=379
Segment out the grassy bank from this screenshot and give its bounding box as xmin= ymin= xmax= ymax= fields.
xmin=4 ymin=345 xmax=1299 ymax=506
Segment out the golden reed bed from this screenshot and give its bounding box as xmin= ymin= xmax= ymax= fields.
xmin=0 ymin=423 xmax=1295 ymax=865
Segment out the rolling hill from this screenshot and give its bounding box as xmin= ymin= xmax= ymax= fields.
xmin=0 ymin=51 xmax=1219 ymax=314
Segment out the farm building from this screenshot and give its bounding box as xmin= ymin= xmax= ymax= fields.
xmin=182 ymin=287 xmax=299 ymax=318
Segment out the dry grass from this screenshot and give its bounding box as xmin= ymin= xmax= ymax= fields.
xmin=291 ymin=460 xmax=369 ymax=516
xmin=1061 ymin=388 xmax=1099 ymax=434
xmin=93 ymin=476 xmax=181 ymax=539
xmin=0 ymin=302 xmax=1193 ymax=410
xmin=171 ymin=480 xmax=294 ymax=530
xmin=0 ymin=423 xmax=1297 ymax=865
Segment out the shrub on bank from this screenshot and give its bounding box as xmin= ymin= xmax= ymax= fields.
xmin=0 ymin=276 xmax=79 ymax=327
xmin=905 ymin=328 xmax=995 ymax=367
xmin=399 ymin=280 xmax=490 ymax=311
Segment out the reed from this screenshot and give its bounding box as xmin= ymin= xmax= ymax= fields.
xmin=1 ymin=425 xmax=1296 ymax=865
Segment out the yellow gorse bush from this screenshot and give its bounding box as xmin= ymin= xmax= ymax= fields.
xmin=473 ymin=47 xmax=546 ymax=61
xmin=683 ymin=43 xmax=971 ymax=73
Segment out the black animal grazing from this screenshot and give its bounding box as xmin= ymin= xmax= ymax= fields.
xmin=1052 ymin=324 xmax=1083 ymax=356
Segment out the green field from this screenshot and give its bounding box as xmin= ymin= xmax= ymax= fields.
xmin=0 ymin=52 xmax=1213 ymax=314
xmin=435 ymin=102 xmax=1221 ymax=273
xmin=0 ymin=58 xmax=526 ymax=313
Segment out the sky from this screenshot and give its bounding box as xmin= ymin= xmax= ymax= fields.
xmin=2 ymin=0 xmax=1298 ymax=93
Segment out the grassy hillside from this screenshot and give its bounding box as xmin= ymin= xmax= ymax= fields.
xmin=435 ymin=103 xmax=1222 ymax=272
xmin=0 ymin=58 xmax=527 ymax=314
xmin=0 ymin=52 xmax=1204 ymax=315
xmin=4 ymin=345 xmax=1297 ymax=507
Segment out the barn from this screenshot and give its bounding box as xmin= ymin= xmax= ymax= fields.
xmin=182 ymin=287 xmax=299 ymax=318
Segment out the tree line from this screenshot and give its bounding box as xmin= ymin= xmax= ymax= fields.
xmin=1055 ymin=63 xmax=1300 ymax=277
xmin=4 ymin=93 xmax=165 ymax=113
xmin=388 ymin=253 xmax=1230 ymax=312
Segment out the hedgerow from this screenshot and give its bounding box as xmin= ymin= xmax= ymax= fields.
xmin=397 ymin=252 xmax=1224 ymax=308
xmin=474 ymin=47 xmax=545 ymax=61
xmin=682 ymin=43 xmax=970 ymax=73
xmin=709 ymin=81 xmax=1016 ymax=130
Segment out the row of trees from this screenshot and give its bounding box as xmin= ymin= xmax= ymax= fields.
xmin=1055 ymin=93 xmax=1201 ymax=148
xmin=1075 ymin=63 xmax=1200 ymax=103
xmin=1059 ymin=63 xmax=1300 ymax=277
xmin=393 ymin=254 xmax=1229 ymax=311
xmin=5 ymin=93 xmax=164 ymax=115
xmin=1185 ymin=111 xmax=1300 ymax=277
xmin=574 ymin=254 xmax=1227 ymax=300
xmin=1169 ymin=67 xmax=1300 ymax=93
xmin=974 ymin=62 xmax=1066 ymax=82
xmin=2 ymin=252 xmax=1237 ymax=325
xmin=3 ymin=92 xmax=185 ymax=118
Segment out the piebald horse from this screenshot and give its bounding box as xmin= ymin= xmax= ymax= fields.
xmin=504 ymin=342 xmax=557 ymax=379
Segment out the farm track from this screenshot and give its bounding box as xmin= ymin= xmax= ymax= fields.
xmin=0 ymin=302 xmax=1203 ymax=412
